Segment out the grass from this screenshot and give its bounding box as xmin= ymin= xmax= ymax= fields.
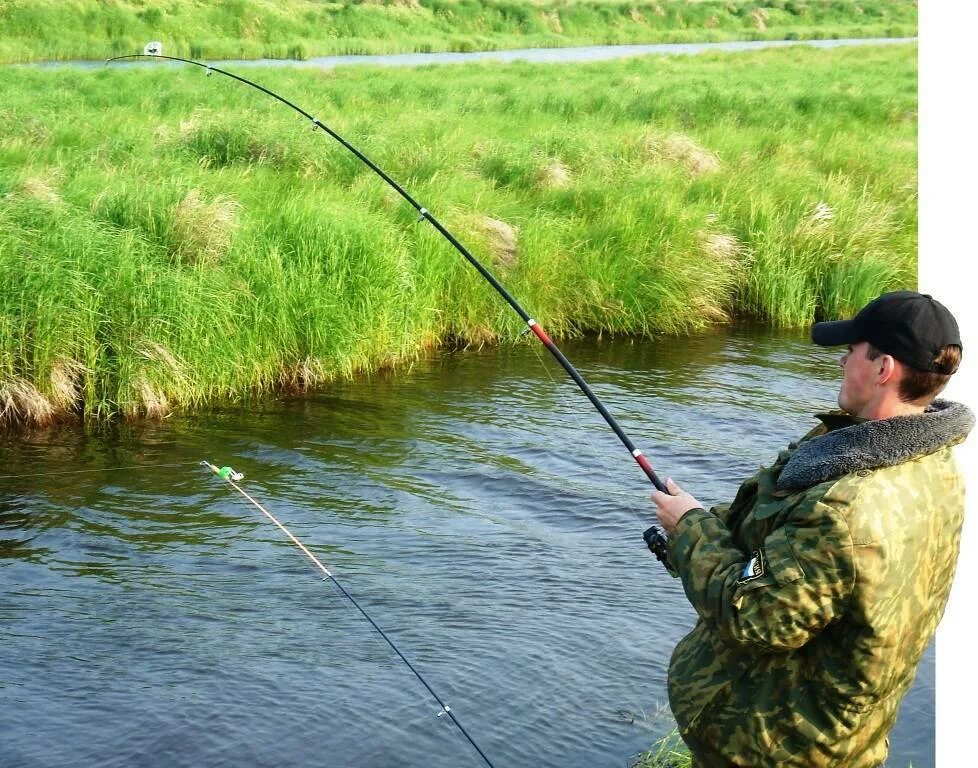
xmin=631 ymin=730 xmax=692 ymax=768
xmin=0 ymin=0 xmax=918 ymax=64
xmin=0 ymin=43 xmax=917 ymax=427
xmin=630 ymin=730 xmax=916 ymax=767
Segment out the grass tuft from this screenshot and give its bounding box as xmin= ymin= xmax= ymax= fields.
xmin=631 ymin=729 xmax=692 ymax=768
xmin=644 ymin=133 xmax=722 ymax=177
xmin=0 ymin=377 xmax=57 ymax=429
xmin=171 ymin=189 xmax=240 ymax=266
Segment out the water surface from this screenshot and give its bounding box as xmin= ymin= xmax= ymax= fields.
xmin=26 ymin=37 xmax=916 ymax=70
xmin=0 ymin=326 xmax=933 ymax=767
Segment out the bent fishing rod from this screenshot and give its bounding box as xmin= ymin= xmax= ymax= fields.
xmin=105 ymin=51 xmax=675 ymax=571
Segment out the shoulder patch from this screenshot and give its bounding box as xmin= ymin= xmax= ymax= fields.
xmin=738 ymin=550 xmax=766 ymax=583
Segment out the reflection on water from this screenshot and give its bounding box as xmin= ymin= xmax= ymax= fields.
xmin=0 ymin=325 xmax=932 ymax=767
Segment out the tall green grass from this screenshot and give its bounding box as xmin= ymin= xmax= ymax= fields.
xmin=0 ymin=44 xmax=917 ymax=425
xmin=631 ymin=729 xmax=692 ymax=768
xmin=0 ymin=0 xmax=918 ymax=64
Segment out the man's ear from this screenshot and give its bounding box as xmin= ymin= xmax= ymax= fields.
xmin=877 ymin=354 xmax=899 ymax=385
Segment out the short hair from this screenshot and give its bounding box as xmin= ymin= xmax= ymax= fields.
xmin=866 ymin=343 xmax=962 ymax=404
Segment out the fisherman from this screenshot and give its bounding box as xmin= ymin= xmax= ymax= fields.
xmin=649 ymin=290 xmax=973 ymax=768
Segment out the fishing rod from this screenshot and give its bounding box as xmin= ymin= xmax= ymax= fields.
xmin=105 ymin=50 xmax=675 ymax=572
xmin=200 ymin=461 xmax=496 ymax=768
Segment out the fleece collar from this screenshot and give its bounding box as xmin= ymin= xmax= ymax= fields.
xmin=776 ymin=399 xmax=975 ymax=492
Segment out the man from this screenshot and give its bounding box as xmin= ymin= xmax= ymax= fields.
xmin=650 ymin=291 xmax=974 ymax=767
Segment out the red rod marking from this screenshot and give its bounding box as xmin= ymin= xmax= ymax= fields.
xmin=634 ymin=452 xmax=656 ymax=476
xmin=528 ymin=321 xmax=553 ymax=346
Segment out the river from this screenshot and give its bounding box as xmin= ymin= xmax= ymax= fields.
xmin=0 ymin=325 xmax=933 ymax=767
xmin=23 ymin=36 xmax=915 ymax=70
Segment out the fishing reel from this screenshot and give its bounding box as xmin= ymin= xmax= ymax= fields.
xmin=643 ymin=525 xmax=678 ymax=577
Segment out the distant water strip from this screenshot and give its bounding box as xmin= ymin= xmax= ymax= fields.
xmin=25 ymin=37 xmax=916 ymax=70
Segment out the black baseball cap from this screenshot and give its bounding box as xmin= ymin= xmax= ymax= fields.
xmin=812 ymin=291 xmax=961 ymax=372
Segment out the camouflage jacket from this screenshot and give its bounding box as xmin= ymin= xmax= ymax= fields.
xmin=667 ymin=399 xmax=974 ymax=768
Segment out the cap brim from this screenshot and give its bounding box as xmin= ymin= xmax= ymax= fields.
xmin=811 ymin=319 xmax=860 ymax=346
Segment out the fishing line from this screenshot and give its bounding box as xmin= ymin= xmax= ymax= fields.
xmin=200 ymin=460 xmax=497 ymax=768
xmin=0 ymin=461 xmax=202 ymax=481
xmin=106 ymin=51 xmax=675 ymax=573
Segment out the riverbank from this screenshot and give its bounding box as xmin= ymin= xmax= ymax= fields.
xmin=0 ymin=43 xmax=916 ymax=427
xmin=0 ymin=0 xmax=917 ymax=64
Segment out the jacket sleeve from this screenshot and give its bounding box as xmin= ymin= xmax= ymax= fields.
xmin=709 ymin=503 xmax=733 ymax=526
xmin=668 ymin=501 xmax=855 ymax=651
